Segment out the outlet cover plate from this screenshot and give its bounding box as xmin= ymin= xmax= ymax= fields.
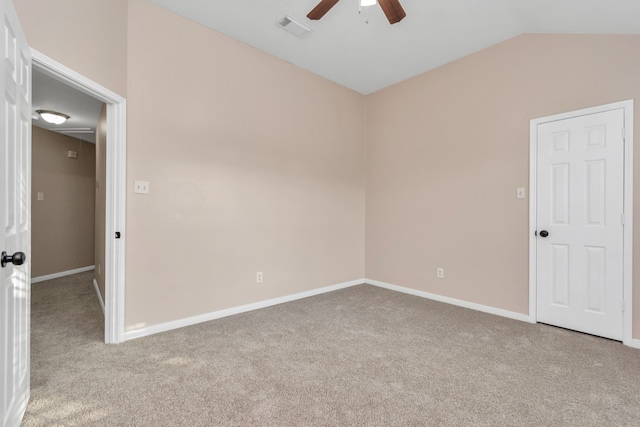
xmin=134 ymin=180 xmax=150 ymax=194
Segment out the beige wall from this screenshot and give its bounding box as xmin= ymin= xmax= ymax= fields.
xmin=124 ymin=0 xmax=366 ymax=328
xmin=95 ymin=104 xmax=107 ymax=299
xmin=31 ymin=127 xmax=96 ymax=277
xmin=366 ymin=34 xmax=640 ymax=337
xmin=13 ymin=0 xmax=127 ymax=97
xmin=14 ymin=0 xmax=367 ymax=329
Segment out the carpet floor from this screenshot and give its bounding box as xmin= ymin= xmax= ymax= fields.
xmin=22 ymin=272 xmax=640 ymax=426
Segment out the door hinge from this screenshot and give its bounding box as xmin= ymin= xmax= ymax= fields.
xmin=621 ymin=300 xmax=625 ymax=312
xmin=621 ymin=213 xmax=625 ymax=226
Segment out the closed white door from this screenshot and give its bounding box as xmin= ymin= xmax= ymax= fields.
xmin=1 ymin=0 xmax=31 ymax=425
xmin=536 ymin=108 xmax=624 ymax=340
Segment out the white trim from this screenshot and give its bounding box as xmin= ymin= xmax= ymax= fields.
xmin=31 ymin=266 xmax=95 ymax=284
xmin=31 ymin=49 xmax=127 ymax=344
xmin=622 ymin=102 xmax=634 ymax=346
xmin=529 ymin=100 xmax=634 ymax=347
xmin=93 ymin=278 xmax=105 ymax=314
xmin=367 ymin=279 xmax=532 ymax=323
xmin=124 ymin=279 xmax=365 ymax=341
xmin=105 ymin=99 xmax=127 ymax=345
xmin=529 ymin=116 xmax=538 ymax=325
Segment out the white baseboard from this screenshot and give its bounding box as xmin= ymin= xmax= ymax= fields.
xmin=123 ymin=278 xmax=366 ymax=341
xmin=93 ymin=278 xmax=105 ymax=314
xmin=120 ymin=276 xmax=640 ymax=347
xmin=626 ymin=338 xmax=640 ymax=349
xmin=366 ymin=279 xmax=533 ymax=323
xmin=31 ymin=265 xmax=95 ymax=284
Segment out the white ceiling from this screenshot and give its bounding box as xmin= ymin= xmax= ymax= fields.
xmin=32 ymin=69 xmax=103 ymax=144
xmin=148 ymin=0 xmax=640 ymax=95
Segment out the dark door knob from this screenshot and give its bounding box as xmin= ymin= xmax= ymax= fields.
xmin=539 ymin=230 xmax=549 ymax=238
xmin=1 ymin=251 xmax=26 ymax=268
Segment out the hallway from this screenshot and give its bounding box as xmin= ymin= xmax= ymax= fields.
xmin=24 ymin=271 xmax=104 ymax=426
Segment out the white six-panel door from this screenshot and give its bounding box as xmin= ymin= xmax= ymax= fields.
xmin=536 ymin=108 xmax=625 ymax=341
xmin=1 ymin=0 xmax=31 ymax=425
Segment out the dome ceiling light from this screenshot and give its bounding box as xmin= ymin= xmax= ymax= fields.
xmin=36 ymin=110 xmax=70 ymax=125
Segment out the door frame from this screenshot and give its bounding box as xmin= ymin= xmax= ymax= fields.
xmin=528 ymin=100 xmax=634 ymax=347
xmin=32 ymin=49 xmax=127 ymax=344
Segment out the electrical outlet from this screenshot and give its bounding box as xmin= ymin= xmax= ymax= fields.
xmin=436 ymin=268 xmax=444 ymax=279
xmin=256 ymin=272 xmax=263 ymax=283
xmin=134 ymin=180 xmax=150 ymax=194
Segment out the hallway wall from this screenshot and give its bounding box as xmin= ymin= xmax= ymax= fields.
xmin=32 ymin=127 xmax=96 ymax=278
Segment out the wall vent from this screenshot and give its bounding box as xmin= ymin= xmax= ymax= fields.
xmin=278 ymin=14 xmax=312 ymax=38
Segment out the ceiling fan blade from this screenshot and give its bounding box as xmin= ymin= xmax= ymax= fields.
xmin=378 ymin=0 xmax=406 ymax=24
xmin=307 ymin=0 xmax=340 ymax=20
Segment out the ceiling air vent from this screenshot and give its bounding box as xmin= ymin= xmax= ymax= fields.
xmin=278 ymin=14 xmax=312 ymax=38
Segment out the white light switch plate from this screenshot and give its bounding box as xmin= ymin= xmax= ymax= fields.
xmin=516 ymin=187 xmax=526 ymax=199
xmin=134 ymin=180 xmax=150 ymax=194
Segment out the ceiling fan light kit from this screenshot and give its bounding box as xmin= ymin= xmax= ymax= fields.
xmin=308 ymin=0 xmax=405 ymax=24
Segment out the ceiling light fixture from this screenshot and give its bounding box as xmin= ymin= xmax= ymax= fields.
xmin=36 ymin=110 xmax=70 ymax=125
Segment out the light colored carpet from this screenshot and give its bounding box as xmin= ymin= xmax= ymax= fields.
xmin=23 ymin=272 xmax=640 ymax=426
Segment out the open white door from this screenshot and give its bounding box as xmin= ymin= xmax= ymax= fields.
xmin=1 ymin=0 xmax=31 ymax=425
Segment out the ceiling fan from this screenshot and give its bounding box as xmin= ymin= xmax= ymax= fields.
xmin=307 ymin=0 xmax=406 ymax=25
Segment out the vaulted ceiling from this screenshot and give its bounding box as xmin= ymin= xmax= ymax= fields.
xmin=31 ymin=0 xmax=640 ymax=138
xmin=148 ymin=0 xmax=640 ymax=95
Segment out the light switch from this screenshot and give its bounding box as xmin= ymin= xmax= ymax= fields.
xmin=134 ymin=180 xmax=150 ymax=194
xmin=516 ymin=187 xmax=526 ymax=199
xmin=37 ymin=192 xmax=44 ymax=201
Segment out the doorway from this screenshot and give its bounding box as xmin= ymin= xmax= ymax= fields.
xmin=529 ymin=100 xmax=634 ymax=345
xmin=31 ymin=69 xmax=102 ymax=290
xmin=32 ymin=50 xmax=127 ymax=344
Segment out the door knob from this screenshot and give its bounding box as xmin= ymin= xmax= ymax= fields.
xmin=1 ymin=251 xmax=26 ymax=268
xmin=539 ymin=230 xmax=549 ymax=238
